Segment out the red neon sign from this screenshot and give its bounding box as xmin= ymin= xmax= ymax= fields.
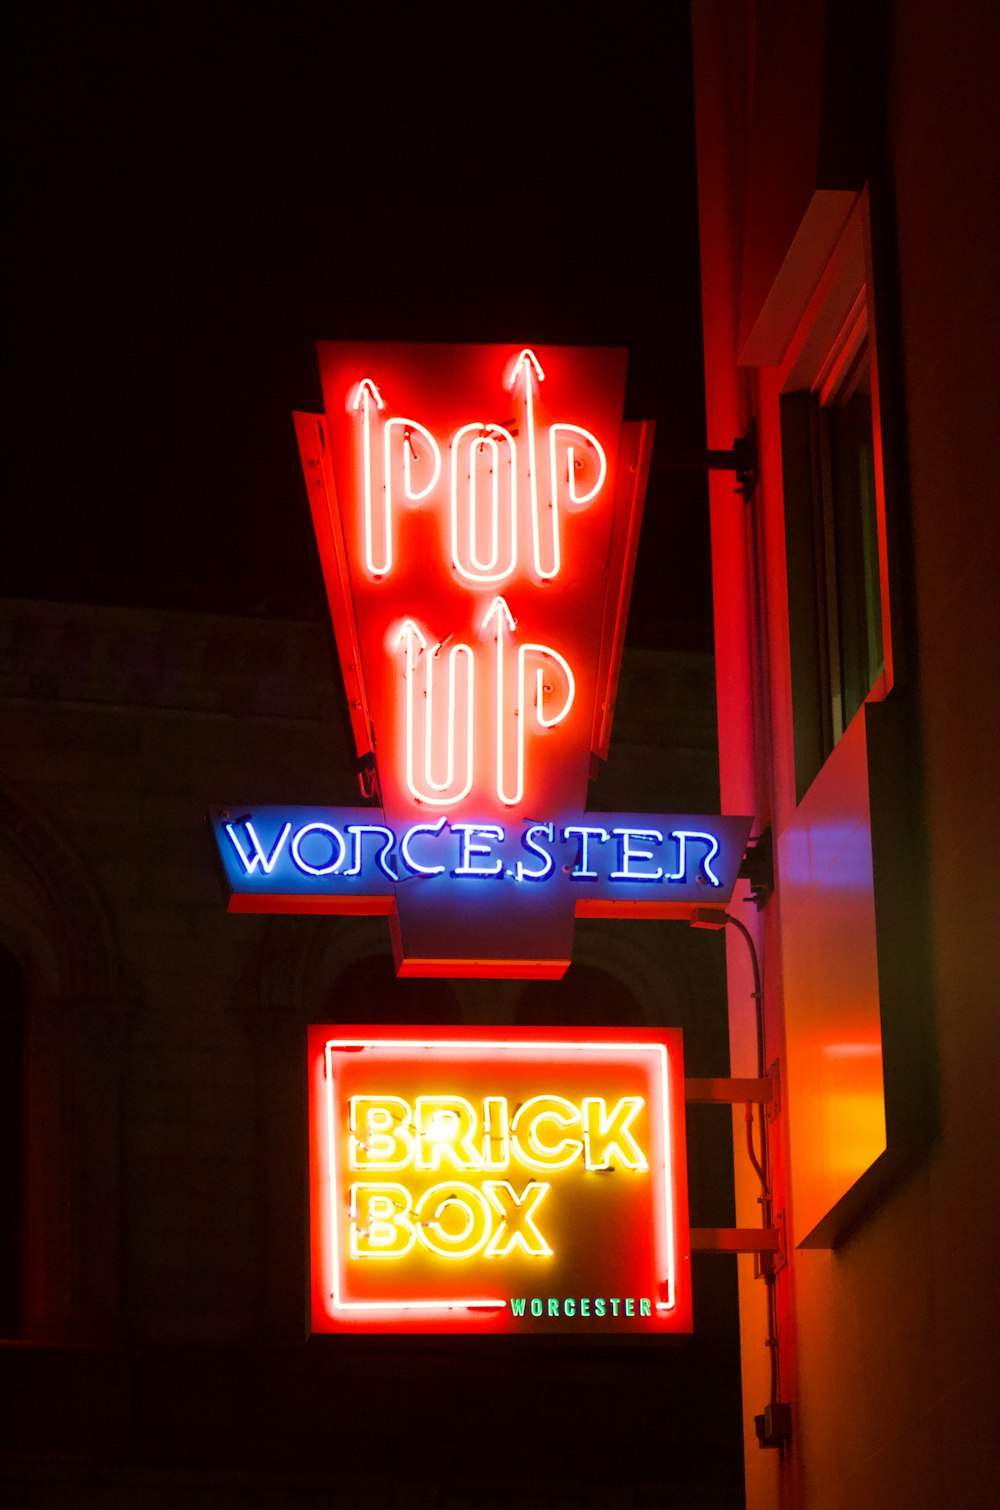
xmin=180 ymin=339 xmax=751 ymax=974
xmin=293 ymin=341 xmax=664 ymax=974
xmin=305 ymin=342 xmax=629 ymax=809
xmin=308 ymin=1024 xmax=692 ymax=1335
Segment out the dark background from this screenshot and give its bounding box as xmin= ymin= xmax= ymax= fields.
xmin=6 ymin=4 xmax=713 ymax=650
xmin=4 ymin=8 xmax=746 ymax=1504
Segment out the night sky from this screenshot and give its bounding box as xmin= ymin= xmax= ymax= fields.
xmin=8 ymin=7 xmax=712 ymax=650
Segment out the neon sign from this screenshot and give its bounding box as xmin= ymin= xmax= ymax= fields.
xmin=210 ymin=342 xmax=752 ymax=975
xmin=309 ymin=1025 xmax=692 ymax=1334
xmin=212 ymin=806 xmax=748 ymax=896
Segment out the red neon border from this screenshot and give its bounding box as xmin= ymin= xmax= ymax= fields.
xmin=308 ymin=1023 xmax=691 ymax=1334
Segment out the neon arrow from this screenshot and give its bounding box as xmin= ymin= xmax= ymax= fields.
xmin=506 ymin=349 xmax=552 ymax=580
xmin=352 ymin=377 xmax=385 ymax=410
xmin=392 ymin=618 xmax=474 ymax=807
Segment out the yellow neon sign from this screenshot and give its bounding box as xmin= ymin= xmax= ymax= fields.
xmin=309 ymin=1026 xmax=692 ymax=1335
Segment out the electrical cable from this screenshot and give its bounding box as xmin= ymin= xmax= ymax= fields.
xmin=722 ymin=911 xmax=780 ymax=1412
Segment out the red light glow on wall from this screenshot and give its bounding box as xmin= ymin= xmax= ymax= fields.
xmin=308 ymin=1025 xmax=692 ymax=1335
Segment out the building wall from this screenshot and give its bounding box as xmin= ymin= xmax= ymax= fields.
xmin=691 ymin=2 xmax=999 ymax=1506
xmin=0 ymin=597 xmax=747 ymax=1506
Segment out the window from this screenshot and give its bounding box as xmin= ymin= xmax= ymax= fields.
xmin=779 ymin=197 xmax=890 ymax=801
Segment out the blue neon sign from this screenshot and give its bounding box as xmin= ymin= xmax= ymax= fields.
xmin=210 ymin=806 xmax=751 ymax=911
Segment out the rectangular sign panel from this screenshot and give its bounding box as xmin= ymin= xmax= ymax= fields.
xmin=308 ymin=1024 xmax=692 ymax=1335
xmin=214 ymin=807 xmax=751 ymax=915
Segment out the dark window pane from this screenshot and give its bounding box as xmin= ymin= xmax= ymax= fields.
xmin=781 ymin=340 xmax=885 ymax=800
xmin=828 ymin=385 xmax=883 ymax=733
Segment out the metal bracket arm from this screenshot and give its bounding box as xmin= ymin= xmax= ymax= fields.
xmin=738 ymin=827 xmax=773 ymax=909
xmin=706 ymin=421 xmax=758 ymax=500
xmin=652 ymin=420 xmax=758 ymax=500
xmin=691 ymin=1228 xmax=781 ymax=1253
xmin=685 ymin=1077 xmax=773 ymax=1104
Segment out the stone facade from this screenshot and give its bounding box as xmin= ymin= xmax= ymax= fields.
xmin=0 ymin=597 xmax=745 ymax=1506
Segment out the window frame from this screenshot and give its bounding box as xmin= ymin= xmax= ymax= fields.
xmin=777 ymin=193 xmax=893 ymax=802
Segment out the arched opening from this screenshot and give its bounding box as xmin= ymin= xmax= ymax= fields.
xmin=515 ymin=961 xmax=647 ymax=1026
xmin=327 ymin=953 xmax=463 ymax=1024
xmin=0 ymin=785 xmax=124 ymax=1341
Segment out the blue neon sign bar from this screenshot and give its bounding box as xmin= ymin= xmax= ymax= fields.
xmin=211 ymin=806 xmax=751 ymax=911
